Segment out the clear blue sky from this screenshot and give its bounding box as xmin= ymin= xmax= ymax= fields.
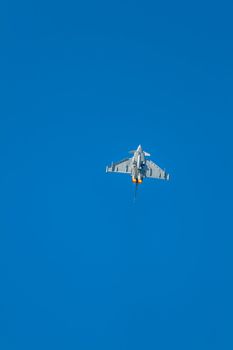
xmin=1 ymin=1 xmax=233 ymax=349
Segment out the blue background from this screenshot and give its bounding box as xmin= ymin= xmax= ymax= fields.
xmin=1 ymin=1 xmax=233 ymax=349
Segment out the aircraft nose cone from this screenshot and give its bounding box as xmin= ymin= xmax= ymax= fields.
xmin=137 ymin=144 xmax=142 ymax=151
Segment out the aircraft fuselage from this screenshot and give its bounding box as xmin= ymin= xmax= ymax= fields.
xmin=131 ymin=145 xmax=146 ymax=183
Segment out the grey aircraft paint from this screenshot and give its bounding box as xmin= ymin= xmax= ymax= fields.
xmin=106 ymin=145 xmax=169 ymax=183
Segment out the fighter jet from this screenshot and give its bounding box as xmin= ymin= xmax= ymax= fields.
xmin=106 ymin=145 xmax=169 ymax=184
